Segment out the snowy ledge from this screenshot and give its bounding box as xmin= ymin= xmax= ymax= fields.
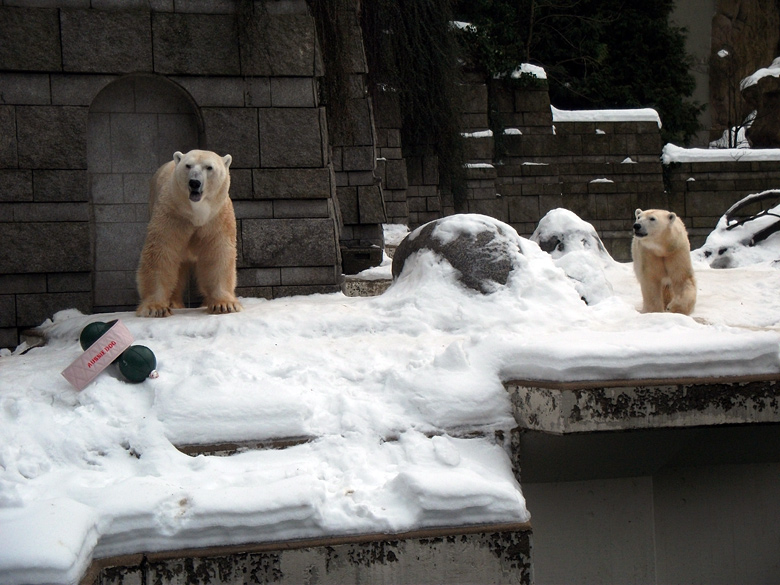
xmin=551 ymin=105 xmax=662 ymax=127
xmin=662 ymin=143 xmax=780 ymax=164
xmin=507 ymin=374 xmax=780 ymax=435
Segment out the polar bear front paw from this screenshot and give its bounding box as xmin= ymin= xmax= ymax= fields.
xmin=207 ymin=299 xmax=243 ymax=314
xmin=136 ymin=302 xmax=173 ymax=318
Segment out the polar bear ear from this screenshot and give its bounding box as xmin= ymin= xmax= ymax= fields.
xmin=174 ymin=151 xmax=184 ymax=164
xmin=668 ymin=212 xmax=677 ymax=222
xmin=222 ymin=154 xmax=232 ymax=169
xmin=635 ymin=208 xmax=643 ymax=219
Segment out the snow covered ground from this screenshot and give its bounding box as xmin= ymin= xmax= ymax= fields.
xmin=2 ymin=209 xmax=780 ymax=585
xmin=6 ymin=50 xmax=780 ymax=582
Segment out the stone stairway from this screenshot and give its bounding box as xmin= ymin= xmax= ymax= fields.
xmin=82 ymin=427 xmax=533 ymax=585
xmin=81 ymin=247 xmax=535 ymax=585
xmin=71 ymin=240 xmax=780 ymax=584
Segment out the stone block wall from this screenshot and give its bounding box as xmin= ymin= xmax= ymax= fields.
xmin=322 ymin=0 xmax=386 ymax=274
xmin=456 ymin=81 xmax=666 ymax=261
xmin=0 ymin=0 xmax=345 ymax=347
xmin=406 ymin=151 xmax=451 ymax=227
xmin=373 ymin=90 xmax=409 ymax=225
xmin=369 ymin=73 xmax=669 ymax=260
xmin=376 ymin=70 xmax=780 ymax=261
xmin=87 ymin=74 xmax=201 ymax=311
xmin=371 ymin=64 xmax=780 ymax=264
xmin=503 ymin=119 xmax=665 ymax=261
xmin=665 ymin=158 xmax=780 ymax=250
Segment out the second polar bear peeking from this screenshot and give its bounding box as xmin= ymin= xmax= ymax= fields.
xmin=632 ymin=208 xmax=696 ymax=315
xmin=136 ymin=150 xmax=242 ymax=318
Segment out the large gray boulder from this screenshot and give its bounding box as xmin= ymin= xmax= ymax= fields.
xmin=391 ymin=214 xmax=523 ymax=294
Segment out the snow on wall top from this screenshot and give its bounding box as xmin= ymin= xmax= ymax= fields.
xmin=511 ymin=63 xmax=547 ymax=79
xmin=551 ymin=105 xmax=662 ymax=127
xmin=662 ymin=143 xmax=780 ymax=164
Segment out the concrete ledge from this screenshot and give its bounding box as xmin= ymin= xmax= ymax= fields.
xmin=342 ymin=275 xmax=391 ymax=297
xmin=81 ymin=523 xmax=533 ymax=585
xmin=506 ymin=374 xmax=780 ymax=434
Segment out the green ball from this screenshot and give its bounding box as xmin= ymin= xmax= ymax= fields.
xmin=118 ymin=345 xmax=157 ymax=384
xmin=79 ymin=320 xmax=115 ymax=350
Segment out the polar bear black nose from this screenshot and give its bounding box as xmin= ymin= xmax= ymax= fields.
xmin=633 ymin=222 xmax=641 ymax=232
xmin=189 ymin=179 xmax=201 ymax=191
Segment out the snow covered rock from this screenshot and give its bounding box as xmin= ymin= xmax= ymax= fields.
xmin=530 ymin=208 xmax=614 ymax=304
xmin=530 ymin=208 xmax=610 ymax=260
xmin=391 ymin=215 xmax=523 ymax=294
xmin=693 ymin=190 xmax=780 ymax=268
xmin=742 ymin=57 xmax=780 ymax=148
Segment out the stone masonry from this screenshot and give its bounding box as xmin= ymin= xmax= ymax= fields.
xmin=0 ymin=0 xmax=348 ymax=348
xmin=322 ymin=0 xmax=387 ymax=274
xmin=665 ymin=157 xmax=780 ymax=250
xmin=448 ymin=78 xmax=667 ymax=261
xmin=372 ymin=70 xmax=780 ymax=261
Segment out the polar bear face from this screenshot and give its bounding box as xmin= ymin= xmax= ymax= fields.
xmin=632 ymin=208 xmax=677 ymax=239
xmin=173 ymin=149 xmax=232 ymax=203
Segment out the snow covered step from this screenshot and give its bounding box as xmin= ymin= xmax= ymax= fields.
xmin=175 ymin=429 xmax=506 ymax=458
xmin=82 ymin=523 xmax=532 ymax=585
xmin=506 ymin=374 xmax=780 ymax=434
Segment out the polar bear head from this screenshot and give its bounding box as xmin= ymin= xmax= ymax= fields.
xmin=632 ymin=208 xmax=679 ymax=239
xmin=632 ymin=208 xmax=691 ymax=256
xmin=173 ymin=149 xmax=232 ymax=203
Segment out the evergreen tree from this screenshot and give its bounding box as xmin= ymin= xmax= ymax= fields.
xmin=454 ymin=0 xmax=703 ymax=145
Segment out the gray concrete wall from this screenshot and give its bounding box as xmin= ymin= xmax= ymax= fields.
xmin=459 ymin=82 xmax=666 ymax=261
xmin=525 ymin=461 xmax=780 ymax=585
xmin=511 ymin=377 xmax=780 ymax=585
xmin=85 ymin=526 xmax=533 ymax=585
xmin=375 ymin=70 xmax=780 ymax=262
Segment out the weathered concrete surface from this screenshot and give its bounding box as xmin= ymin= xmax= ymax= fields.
xmin=83 ymin=525 xmax=533 ymax=585
xmin=506 ymin=374 xmax=780 ymax=434
xmin=342 ymin=275 xmax=392 ymax=297
xmin=511 ymin=375 xmax=780 ymax=585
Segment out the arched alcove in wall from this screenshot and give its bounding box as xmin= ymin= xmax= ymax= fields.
xmin=87 ymin=74 xmax=202 ymax=312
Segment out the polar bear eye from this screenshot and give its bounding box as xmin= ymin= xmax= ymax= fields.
xmin=185 ymin=164 xmax=192 ymax=169
xmin=649 ymin=217 xmax=656 ymax=221
xmin=206 ymin=166 xmax=213 ymax=171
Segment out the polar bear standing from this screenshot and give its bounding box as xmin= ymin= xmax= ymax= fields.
xmin=136 ymin=150 xmax=242 ymax=317
xmin=632 ymin=208 xmax=696 ymax=315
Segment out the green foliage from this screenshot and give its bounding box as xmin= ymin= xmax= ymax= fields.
xmin=454 ymin=0 xmax=704 ymax=145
